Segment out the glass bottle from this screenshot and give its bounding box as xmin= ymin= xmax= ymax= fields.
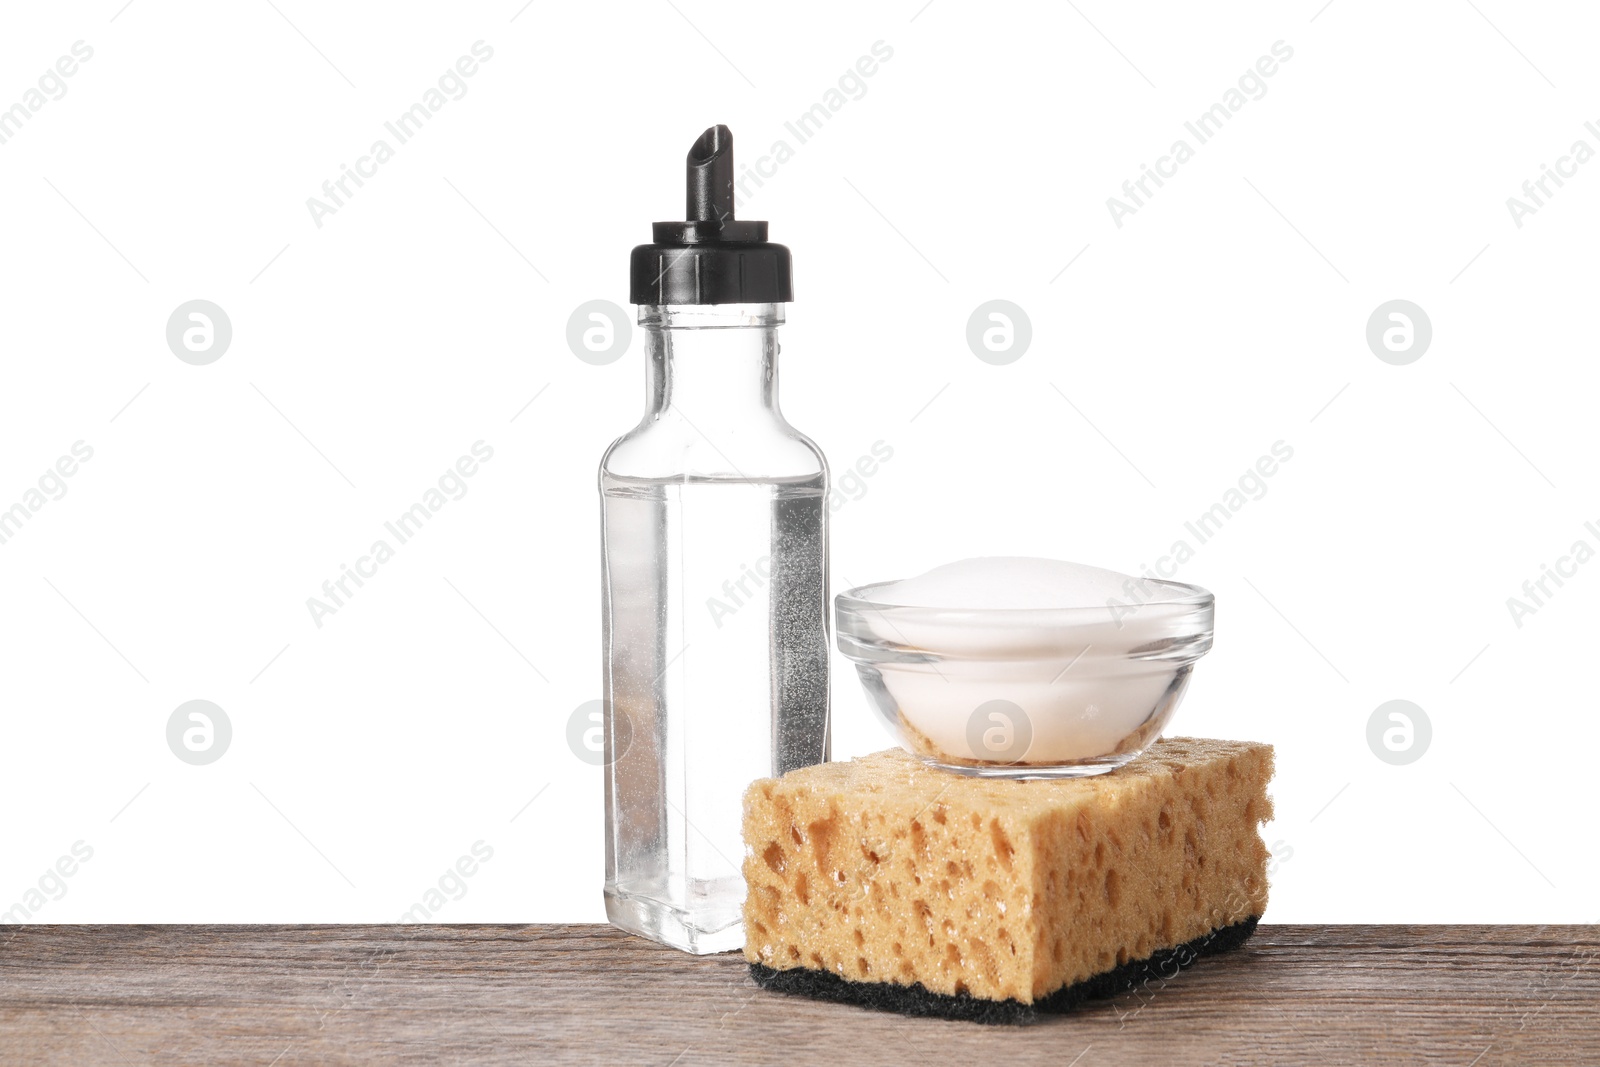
xmin=599 ymin=128 xmax=829 ymax=954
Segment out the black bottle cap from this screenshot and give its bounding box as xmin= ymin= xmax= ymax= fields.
xmin=630 ymin=125 xmax=794 ymax=305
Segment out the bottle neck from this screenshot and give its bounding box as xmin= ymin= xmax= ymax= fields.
xmin=639 ymin=303 xmax=783 ymax=418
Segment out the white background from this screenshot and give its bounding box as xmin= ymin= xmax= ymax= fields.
xmin=2 ymin=0 xmax=1595 ymax=925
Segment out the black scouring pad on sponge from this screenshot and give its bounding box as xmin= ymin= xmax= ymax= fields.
xmin=749 ymin=916 xmax=1260 ymax=1025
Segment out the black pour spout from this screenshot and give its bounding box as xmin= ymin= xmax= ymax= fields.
xmin=629 ymin=125 xmax=794 ymax=305
xmin=686 ymin=124 xmax=735 ymax=224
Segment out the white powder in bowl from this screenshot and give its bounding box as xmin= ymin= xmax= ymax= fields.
xmin=872 ymin=557 xmax=1141 ymax=610
xmin=852 ymin=557 xmax=1211 ymax=766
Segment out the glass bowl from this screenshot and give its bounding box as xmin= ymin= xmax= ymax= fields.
xmin=835 ymin=578 xmax=1214 ymax=778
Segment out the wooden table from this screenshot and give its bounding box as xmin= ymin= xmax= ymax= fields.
xmin=2 ymin=925 xmax=1595 ymax=1064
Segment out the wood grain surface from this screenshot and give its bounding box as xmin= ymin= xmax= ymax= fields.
xmin=1 ymin=924 xmax=1596 ymax=1065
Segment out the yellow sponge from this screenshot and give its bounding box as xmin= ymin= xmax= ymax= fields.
xmin=742 ymin=738 xmax=1273 ymax=1012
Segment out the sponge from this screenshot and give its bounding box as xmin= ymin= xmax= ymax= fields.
xmin=742 ymin=738 xmax=1273 ymax=1022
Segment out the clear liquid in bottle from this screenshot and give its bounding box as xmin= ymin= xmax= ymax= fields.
xmin=601 ymin=471 xmax=827 ymax=951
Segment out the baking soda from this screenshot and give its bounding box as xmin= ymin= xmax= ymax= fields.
xmin=865 ymin=558 xmax=1205 ymax=764
xmin=875 ymin=557 xmax=1140 ymax=611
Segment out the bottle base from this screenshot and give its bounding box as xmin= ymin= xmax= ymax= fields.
xmin=604 ymin=885 xmax=746 ymax=955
